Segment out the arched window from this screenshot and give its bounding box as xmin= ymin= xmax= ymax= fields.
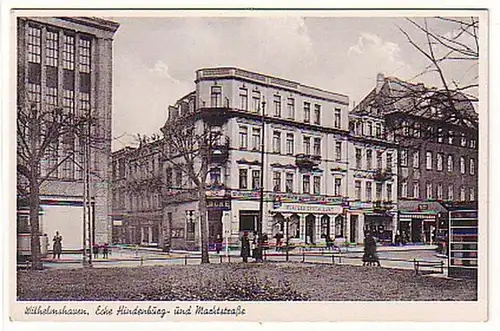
xmin=335 ymin=215 xmax=344 ymax=238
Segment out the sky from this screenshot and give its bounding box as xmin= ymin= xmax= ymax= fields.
xmin=110 ymin=15 xmax=479 ymax=151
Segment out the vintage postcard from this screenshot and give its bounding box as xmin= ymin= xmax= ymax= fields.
xmin=4 ymin=4 xmax=490 ymax=324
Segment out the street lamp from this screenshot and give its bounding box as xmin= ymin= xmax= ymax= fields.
xmin=257 ymin=98 xmax=267 ymax=261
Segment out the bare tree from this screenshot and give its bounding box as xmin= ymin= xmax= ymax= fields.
xmin=17 ymin=101 xmax=93 ymax=269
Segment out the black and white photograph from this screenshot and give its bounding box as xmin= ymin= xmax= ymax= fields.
xmin=4 ymin=4 xmax=491 ymax=323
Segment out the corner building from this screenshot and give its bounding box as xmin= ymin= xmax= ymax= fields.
xmin=17 ymin=17 xmax=120 ymax=249
xmin=162 ymin=67 xmax=350 ymax=248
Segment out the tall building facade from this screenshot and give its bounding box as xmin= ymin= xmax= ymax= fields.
xmin=353 ymin=74 xmax=478 ymax=243
xmin=17 ymin=17 xmax=120 ymax=249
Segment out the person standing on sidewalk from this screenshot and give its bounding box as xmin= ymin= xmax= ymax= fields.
xmin=215 ymin=234 xmax=223 ymax=254
xmin=102 ymin=243 xmax=109 ymax=259
xmin=52 ymin=231 xmax=62 ymax=259
xmin=240 ymin=231 xmax=250 ymax=263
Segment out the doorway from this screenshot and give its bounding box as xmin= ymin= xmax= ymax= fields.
xmin=305 ymin=214 xmax=315 ymax=244
xmin=350 ymin=215 xmax=358 ymax=243
xmin=208 ymin=210 xmax=223 ymax=245
xmin=411 ymin=218 xmax=423 ymax=243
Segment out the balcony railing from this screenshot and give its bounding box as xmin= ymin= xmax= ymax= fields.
xmin=372 ymin=168 xmax=393 ymax=181
xmin=295 ymin=153 xmax=321 ymax=169
xmin=209 ymin=137 xmax=230 ymax=164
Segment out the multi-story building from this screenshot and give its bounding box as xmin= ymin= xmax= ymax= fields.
xmin=352 ymin=74 xmax=478 ymax=243
xmin=17 ymin=17 xmax=120 ymax=249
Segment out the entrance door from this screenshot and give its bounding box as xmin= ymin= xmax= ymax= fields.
xmin=350 ymin=215 xmax=358 ymax=243
xmin=305 ymin=214 xmax=315 ymax=244
xmin=208 ymin=210 xmax=223 ymax=245
xmin=411 ymin=218 xmax=423 ymax=243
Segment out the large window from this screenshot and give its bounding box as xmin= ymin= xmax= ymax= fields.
xmin=366 ymin=150 xmax=373 ymax=169
xmin=252 ymin=128 xmax=261 ymax=151
xmin=386 ymin=153 xmax=393 ymax=169
xmin=210 ymin=167 xmax=221 ymax=185
xmin=239 ymin=126 xmax=248 ymax=149
xmin=334 ymin=178 xmax=342 ymax=196
xmin=447 ymin=184 xmax=454 ymax=201
xmin=313 ymin=137 xmax=321 ymax=156
xmin=365 ymin=181 xmax=372 ymax=201
xmin=447 ymin=155 xmax=454 ymax=172
xmin=303 ymin=102 xmax=310 ymax=123
xmin=401 ymin=181 xmax=408 ymax=198
xmin=470 ymin=158 xmax=475 ymax=175
xmin=239 ymin=88 xmax=248 ymax=110
xmin=252 ymin=170 xmax=260 ymax=190
xmin=437 ymin=127 xmax=444 ymax=143
xmin=46 ymin=30 xmax=58 ymax=67
xmin=437 ymin=153 xmax=443 ymax=171
xmin=426 ymin=182 xmax=433 ymax=199
xmin=62 ymin=34 xmax=75 ymax=70
xmin=460 ymin=133 xmax=467 ymax=147
xmin=355 ymin=148 xmax=362 ymax=169
xmin=273 ymin=131 xmax=281 ymax=153
xmin=27 ymin=26 xmax=41 ymax=63
xmin=470 ymin=188 xmax=475 ymax=201
xmin=437 ymin=183 xmax=443 ymax=200
xmin=460 ymin=186 xmax=466 ymax=202
xmin=367 ymin=122 xmax=373 ymax=137
xmin=285 ymin=173 xmax=294 ymax=193
xmin=273 ymin=95 xmax=281 ymax=117
xmin=252 ymin=91 xmax=261 ymax=112
xmin=239 ymin=169 xmax=248 ymax=189
xmin=313 ymin=176 xmax=321 ymax=194
xmin=387 ymin=183 xmax=393 ymax=201
xmin=460 ymin=157 xmax=466 ymax=174
xmin=286 ymin=133 xmax=294 ymax=155
xmin=354 ymin=180 xmax=362 ymax=200
xmin=376 ymin=151 xmax=383 ymax=169
xmin=375 ymin=123 xmax=382 ymax=138
xmin=287 ymin=98 xmax=295 ymax=119
xmin=335 ymin=141 xmax=342 ymax=161
xmin=448 ymin=130 xmax=454 ymax=145
xmin=273 ymin=171 xmax=281 ymax=192
xmin=78 ymin=37 xmax=91 ymax=73
xmin=426 ymin=151 xmax=433 ymax=170
xmin=303 ymin=175 xmax=311 ymax=194
xmin=210 ymin=86 xmax=222 ymax=107
xmin=376 ymin=182 xmax=382 ymax=201
xmin=313 ymin=104 xmax=321 ymax=125
xmin=303 ymin=136 xmax=311 ymax=155
xmin=412 ymin=151 xmax=420 ymax=169
xmin=400 ymin=149 xmax=408 ymax=167
xmin=413 ymin=181 xmax=420 ymax=199
xmin=334 ymin=109 xmax=341 ymax=129
xmin=63 ymin=89 xmax=75 ymax=115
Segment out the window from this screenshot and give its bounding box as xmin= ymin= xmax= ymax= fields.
xmin=286 ymin=133 xmax=294 ymax=155
xmin=355 ymin=148 xmax=362 ymax=169
xmin=366 ymin=150 xmax=372 ymax=170
xmin=62 ymin=34 xmax=75 ymax=70
xmin=287 ymin=98 xmax=295 ymax=119
xmin=175 ymin=169 xmax=183 ymax=188
xmin=314 ymin=104 xmax=321 ymax=124
xmin=426 ymin=182 xmax=433 ymax=199
xmin=400 ymin=149 xmax=408 ymax=167
xmin=387 ymin=183 xmax=393 ymax=201
xmin=365 ymin=181 xmax=372 ymax=201
xmin=273 ymin=171 xmax=282 ymax=192
xmin=460 ymin=186 xmax=466 ymax=202
xmin=460 ymin=157 xmax=466 ymax=174
xmin=414 ymin=123 xmax=421 ymax=138
xmin=437 ymin=153 xmax=443 ymax=171
xmin=78 ymin=91 xmax=89 ymax=117
xmin=447 ymin=184 xmax=454 ymax=201
xmin=367 ymin=122 xmax=373 ymax=137
xmin=334 ymin=178 xmax=342 ymax=196
xmin=252 ymin=128 xmax=261 ymax=151
xmin=401 ymin=181 xmax=408 ymax=198
xmin=335 ymin=142 xmax=342 ymax=161
xmin=375 ymin=123 xmax=382 ymax=138
xmin=165 ymin=168 xmax=172 ymax=186
xmin=470 ymin=188 xmax=475 ymax=201
xmin=335 ymin=216 xmax=344 ymax=238
xmin=252 ymin=91 xmax=261 ymax=112
xmin=46 ymin=30 xmax=58 ymax=67
xmin=239 ymin=126 xmax=248 ymax=149
xmin=63 ymin=89 xmax=75 ymax=114
xmin=210 ymin=168 xmax=221 ymax=185
xmin=273 ymin=95 xmax=281 ymax=117
xmin=354 ymin=180 xmax=362 ymax=200
xmin=45 ymin=86 xmax=58 ymax=106
xmin=28 ymin=82 xmax=41 ymax=106
xmin=303 ymin=175 xmax=311 ymax=194
xmin=470 ymin=139 xmax=477 ymax=149
xmin=273 ymin=131 xmax=281 ymax=153
xmin=437 ymin=183 xmax=443 ymax=200
xmin=210 ymin=86 xmax=222 ymax=107
xmin=239 ymin=88 xmax=248 ymax=110
xmin=387 ymin=153 xmax=393 ymax=170
xmin=313 ymin=138 xmax=321 ymax=156
xmin=78 ymin=38 xmax=91 ymax=73
xmin=252 ymin=170 xmax=261 ymax=190
xmin=448 ymin=130 xmax=454 ymax=145
xmin=285 ymin=173 xmax=294 ymax=193
xmin=239 ymin=169 xmax=248 ymax=189
xmin=402 ymin=121 xmax=409 ymax=136
xmin=461 ymin=133 xmax=467 ymax=147
xmin=27 ymin=26 xmax=41 ymax=63
xmin=303 ymin=136 xmax=311 ymax=155
xmin=437 ymin=127 xmax=444 ymax=143
xmin=303 ymin=102 xmax=310 ymax=123
xmin=413 ymin=181 xmax=420 ymax=199
xmin=470 ymin=158 xmax=475 ymax=175
xmin=426 ymin=151 xmax=432 ymax=170
xmin=334 ymin=109 xmax=341 ymax=128
xmin=313 ymin=176 xmax=321 ymax=194
xmin=412 ymin=151 xmax=420 ymax=169
xmin=376 ymin=151 xmax=383 ymax=169
xmin=447 ymin=155 xmax=454 ymax=172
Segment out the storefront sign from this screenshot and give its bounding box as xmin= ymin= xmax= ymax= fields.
xmin=273 ymin=203 xmax=342 ymax=214
xmin=349 ymin=201 xmax=373 ymax=210
xmin=206 ymin=199 xmax=231 ymax=210
xmin=418 ymin=204 xmax=428 ymax=211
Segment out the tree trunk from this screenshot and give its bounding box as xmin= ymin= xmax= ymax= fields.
xmin=162 ymin=203 xmax=172 ymax=251
xmin=198 ymin=185 xmax=210 ymax=263
xmin=29 ymin=179 xmax=43 ymax=270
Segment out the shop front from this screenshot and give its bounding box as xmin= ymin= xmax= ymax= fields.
xmin=398 ymin=201 xmax=447 ymax=244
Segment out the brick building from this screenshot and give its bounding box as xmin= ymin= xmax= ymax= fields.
xmin=17 ymin=17 xmax=120 ymax=249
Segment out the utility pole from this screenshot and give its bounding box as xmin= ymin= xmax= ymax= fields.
xmin=257 ymin=98 xmax=267 ymax=262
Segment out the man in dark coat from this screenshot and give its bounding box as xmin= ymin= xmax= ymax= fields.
xmin=52 ymin=231 xmax=62 ymax=259
xmin=240 ymin=231 xmax=251 ymax=263
xmin=362 ymin=233 xmax=380 ymax=266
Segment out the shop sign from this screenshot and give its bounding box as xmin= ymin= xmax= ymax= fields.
xmin=273 ymin=203 xmax=342 ymax=214
xmin=418 ymin=204 xmax=428 ymax=211
xmin=206 ymin=199 xmax=231 ymax=211
xmin=349 ymin=201 xmax=373 ymax=210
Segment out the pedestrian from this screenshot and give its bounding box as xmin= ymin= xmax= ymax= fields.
xmin=93 ymin=243 xmax=99 ymax=259
xmin=102 ymin=243 xmax=109 ymax=259
xmin=240 ymin=231 xmax=250 ymax=263
xmin=324 ymin=233 xmax=334 ymax=250
xmin=394 ymin=230 xmax=401 ymax=246
xmin=252 ymin=231 xmax=261 ymax=262
xmin=401 ymin=230 xmax=407 ymax=246
xmin=215 ymin=234 xmax=223 ymax=254
xmin=362 ymin=233 xmax=380 ymax=266
xmin=274 ymin=231 xmax=283 ymax=251
xmin=52 ymin=231 xmax=62 ymax=259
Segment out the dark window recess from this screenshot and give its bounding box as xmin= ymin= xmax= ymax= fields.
xmin=79 ymin=73 xmax=90 ymax=93
xmin=27 ymin=63 xmax=41 ymax=84
xmin=63 ymin=69 xmax=75 ymax=90
xmin=46 ymin=66 xmax=58 ymax=88
xmin=239 ymin=211 xmax=258 ymax=232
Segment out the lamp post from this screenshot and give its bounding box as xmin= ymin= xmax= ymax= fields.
xmin=257 ymin=98 xmax=266 ymax=261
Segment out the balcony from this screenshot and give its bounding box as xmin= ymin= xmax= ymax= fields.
xmin=295 ymin=153 xmax=321 ymax=170
xmin=372 ymin=168 xmax=393 ymax=182
xmin=208 ymin=137 xmax=230 ymax=164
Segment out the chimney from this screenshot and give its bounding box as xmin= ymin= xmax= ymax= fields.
xmin=376 ymin=73 xmax=385 ymax=93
